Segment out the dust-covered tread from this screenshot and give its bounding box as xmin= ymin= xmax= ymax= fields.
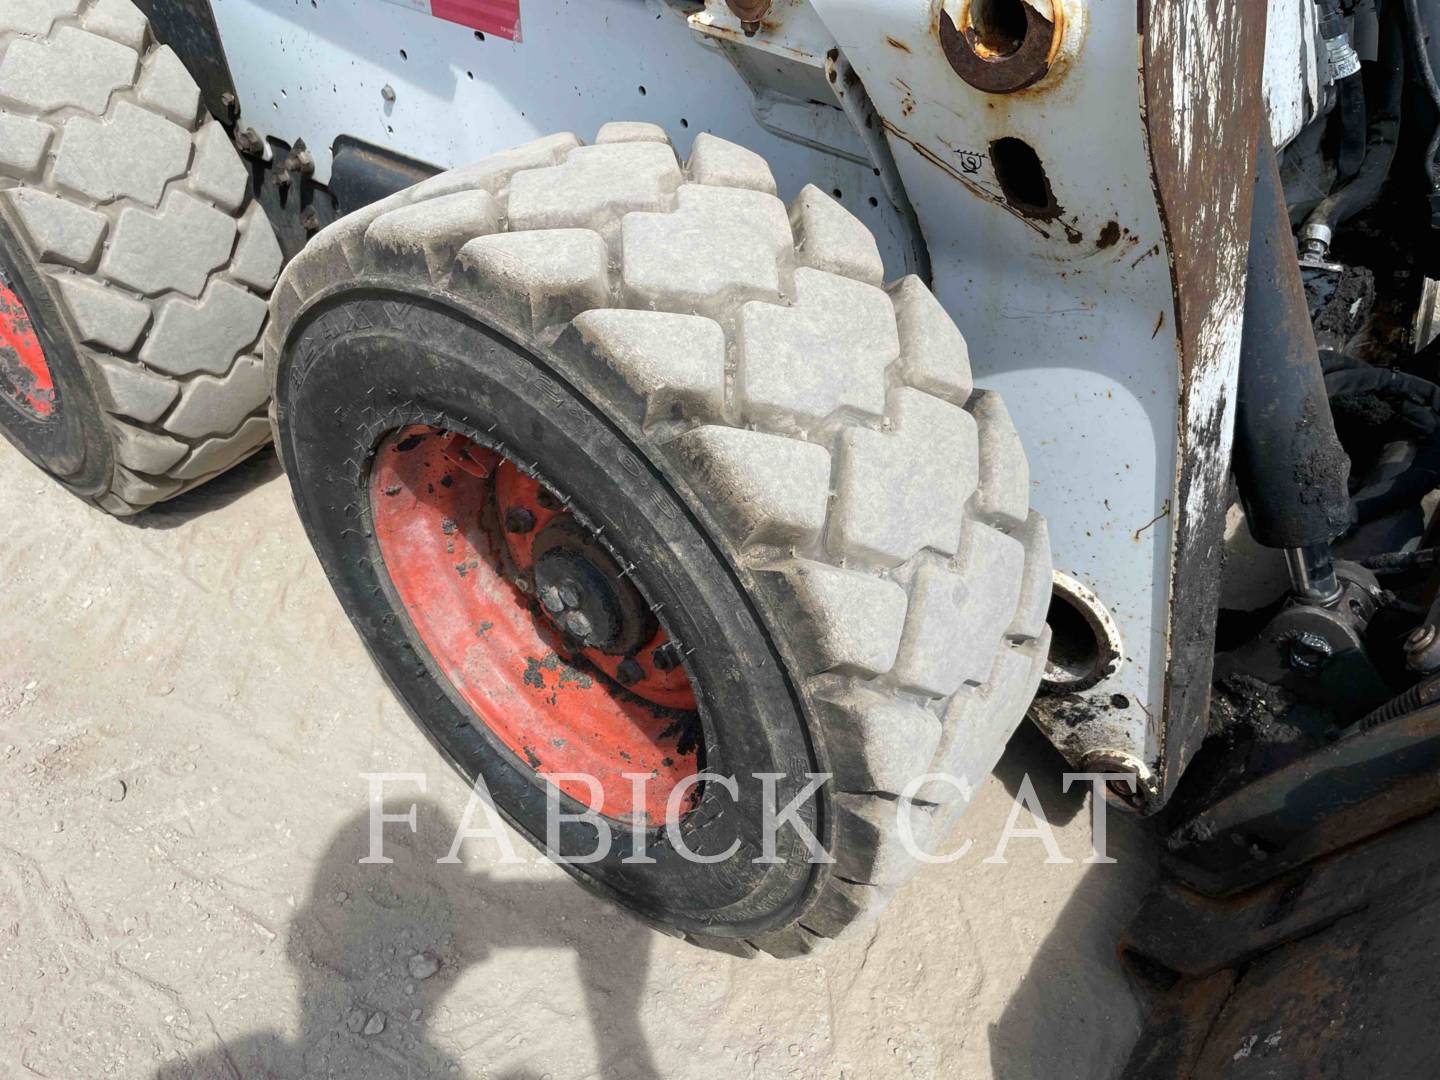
xmin=267 ymin=127 xmax=1053 ymax=953
xmin=0 ymin=0 xmax=283 ymax=513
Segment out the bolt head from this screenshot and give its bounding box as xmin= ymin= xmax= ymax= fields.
xmin=616 ymin=658 xmax=644 ymax=686
xmin=1408 ymin=625 xmax=1437 ymax=652
xmin=561 ymin=612 xmax=593 ymax=640
xmin=558 ymin=581 xmax=582 ymax=609
xmin=504 ymin=507 xmax=536 ymax=534
xmin=540 ymin=585 xmax=565 ymax=614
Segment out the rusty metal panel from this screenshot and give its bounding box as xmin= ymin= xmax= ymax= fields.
xmin=1141 ymin=1 xmax=1269 ymax=801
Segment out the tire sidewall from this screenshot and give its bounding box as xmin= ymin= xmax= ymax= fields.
xmin=276 ymin=287 xmax=832 ymax=940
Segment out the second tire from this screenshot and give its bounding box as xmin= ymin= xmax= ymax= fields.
xmin=0 ymin=0 xmax=282 ymax=513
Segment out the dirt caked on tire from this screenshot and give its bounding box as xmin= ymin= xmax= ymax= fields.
xmin=266 ymin=124 xmax=1053 ymax=956
xmin=0 ymin=0 xmax=282 ymax=513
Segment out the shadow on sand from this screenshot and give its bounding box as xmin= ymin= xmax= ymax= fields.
xmin=153 ymin=799 xmax=658 ymax=1080
xmin=986 ymin=722 xmax=1162 ymax=1079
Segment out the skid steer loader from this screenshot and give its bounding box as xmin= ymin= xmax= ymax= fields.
xmin=4 ymin=1 xmax=1440 ymax=1061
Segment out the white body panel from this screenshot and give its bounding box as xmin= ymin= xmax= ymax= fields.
xmin=210 ymin=0 xmax=908 ymax=263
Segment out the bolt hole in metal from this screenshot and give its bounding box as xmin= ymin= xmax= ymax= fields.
xmin=369 ymin=426 xmax=701 ymax=825
xmin=990 ymin=136 xmax=1056 ymax=217
xmin=968 ymin=0 xmax=1030 ymax=58
xmin=1042 ymin=572 xmax=1124 ymax=694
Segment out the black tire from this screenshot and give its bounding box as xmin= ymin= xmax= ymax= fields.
xmin=277 ymin=293 xmax=829 ymax=946
xmin=268 ymin=126 xmax=1052 ymax=956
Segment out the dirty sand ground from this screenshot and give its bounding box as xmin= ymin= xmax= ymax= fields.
xmin=0 ymin=441 xmax=1156 ymax=1079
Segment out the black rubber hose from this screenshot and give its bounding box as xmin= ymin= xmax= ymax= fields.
xmin=1324 ymin=356 xmax=1440 ymax=523
xmin=1304 ymin=2 xmax=1405 ymax=237
xmin=1234 ymin=124 xmax=1352 ymax=549
xmin=1402 ymin=0 xmax=1440 ymax=193
xmin=1337 ymin=77 xmax=1368 ymax=181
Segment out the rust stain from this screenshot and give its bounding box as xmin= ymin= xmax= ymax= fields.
xmin=1133 ymin=501 xmax=1172 ymax=542
xmin=1152 ymin=310 xmax=1166 ymax=338
xmin=893 ymin=77 xmax=918 ymax=118
xmin=884 ymin=35 xmax=911 ymax=53
xmin=1132 ymin=243 xmax=1161 ymax=269
xmin=1097 ymin=220 xmax=1122 ymax=249
xmin=1142 ymin=0 xmax=1268 ymax=800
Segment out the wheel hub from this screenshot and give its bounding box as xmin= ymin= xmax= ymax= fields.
xmin=532 ymin=517 xmax=656 ymax=654
xmin=369 ymin=425 xmax=700 ymax=825
xmin=0 ymin=271 xmax=56 ymax=420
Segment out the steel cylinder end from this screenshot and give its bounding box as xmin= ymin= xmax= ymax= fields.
xmin=938 ymin=0 xmax=1085 ymax=94
xmin=1283 ymin=544 xmax=1344 ymax=606
xmin=724 ymin=0 xmax=772 ymax=28
xmin=1041 ymin=571 xmax=1123 ymax=694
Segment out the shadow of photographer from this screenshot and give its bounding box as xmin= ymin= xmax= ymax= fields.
xmin=154 ymin=798 xmax=659 ymax=1079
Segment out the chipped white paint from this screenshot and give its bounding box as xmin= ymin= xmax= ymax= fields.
xmin=1264 ymin=0 xmax=1324 ymax=148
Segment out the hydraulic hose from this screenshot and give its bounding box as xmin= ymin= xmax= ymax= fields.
xmin=1302 ymin=1 xmax=1405 ymax=247
xmin=1402 ymin=0 xmax=1440 ymax=198
xmin=1235 ymin=124 xmax=1352 ymax=598
xmin=1324 ymin=355 xmax=1440 ymax=524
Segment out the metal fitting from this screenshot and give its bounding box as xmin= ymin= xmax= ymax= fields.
xmin=1283 ymin=544 xmax=1343 ymax=606
xmin=1325 ymin=32 xmax=1362 ymax=82
xmin=939 ymin=0 xmax=1084 ymax=95
xmin=234 ymin=127 xmax=264 ymax=156
xmin=504 ymin=506 xmax=536 ymax=534
xmin=1283 ymin=629 xmax=1334 ymax=674
xmin=1408 ymin=625 xmax=1436 ymax=651
xmin=288 ymin=146 xmax=316 ymax=177
xmin=1297 ymin=222 xmax=1334 ymax=262
xmin=724 ymin=0 xmax=771 ymax=24
xmin=1077 ymin=750 xmax=1160 ymax=813
xmin=1040 ymin=571 xmax=1123 ymax=693
xmin=1405 ymin=623 xmax=1440 ymax=673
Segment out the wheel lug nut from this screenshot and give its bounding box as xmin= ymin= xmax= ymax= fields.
xmin=616 ymin=658 xmax=644 ymax=686
xmin=562 ymin=612 xmax=594 ymax=640
xmin=558 ymin=581 xmax=581 ymax=609
xmin=540 ymin=585 xmax=565 ymax=613
xmin=504 ymin=506 xmax=536 ymax=533
xmin=653 ymin=644 xmax=680 ymax=672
